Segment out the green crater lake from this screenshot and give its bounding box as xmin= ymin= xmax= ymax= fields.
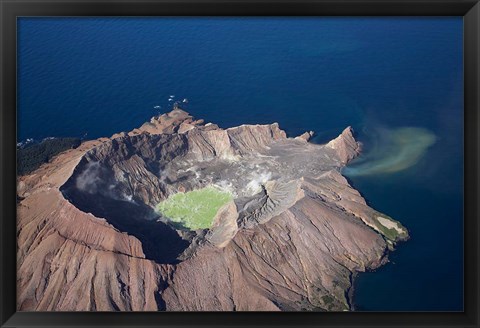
xmin=156 ymin=186 xmax=233 ymax=230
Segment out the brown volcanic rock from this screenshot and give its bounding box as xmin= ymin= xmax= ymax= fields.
xmin=164 ymin=192 xmax=386 ymax=311
xmin=326 ymin=126 xmax=361 ymax=164
xmin=17 ymin=109 xmax=408 ymax=311
xmin=17 ymin=141 xmax=169 ymax=311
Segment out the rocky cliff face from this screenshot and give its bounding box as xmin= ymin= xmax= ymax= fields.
xmin=17 ymin=109 xmax=408 ymax=311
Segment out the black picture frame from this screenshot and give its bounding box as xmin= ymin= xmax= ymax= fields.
xmin=1 ymin=0 xmax=479 ymax=327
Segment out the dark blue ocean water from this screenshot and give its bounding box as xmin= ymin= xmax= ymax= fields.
xmin=18 ymin=17 xmax=463 ymax=311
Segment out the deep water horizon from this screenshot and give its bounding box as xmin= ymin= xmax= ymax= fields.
xmin=18 ymin=17 xmax=463 ymax=311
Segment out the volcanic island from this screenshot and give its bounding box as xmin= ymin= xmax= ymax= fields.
xmin=17 ymin=109 xmax=408 ymax=311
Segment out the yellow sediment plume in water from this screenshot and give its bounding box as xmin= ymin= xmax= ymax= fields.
xmin=344 ymin=127 xmax=436 ymax=176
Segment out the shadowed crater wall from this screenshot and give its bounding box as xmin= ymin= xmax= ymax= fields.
xmin=60 ymin=134 xmax=193 ymax=264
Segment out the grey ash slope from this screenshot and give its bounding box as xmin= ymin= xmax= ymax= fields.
xmin=18 ymin=109 xmax=408 ymax=311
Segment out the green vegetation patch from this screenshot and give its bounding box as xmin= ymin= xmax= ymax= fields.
xmin=17 ymin=138 xmax=82 ymax=175
xmin=156 ymin=186 xmax=233 ymax=230
xmin=371 ymin=213 xmax=409 ymax=242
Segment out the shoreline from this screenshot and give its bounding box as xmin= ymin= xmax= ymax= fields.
xmin=347 ymin=271 xmax=358 ymax=311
